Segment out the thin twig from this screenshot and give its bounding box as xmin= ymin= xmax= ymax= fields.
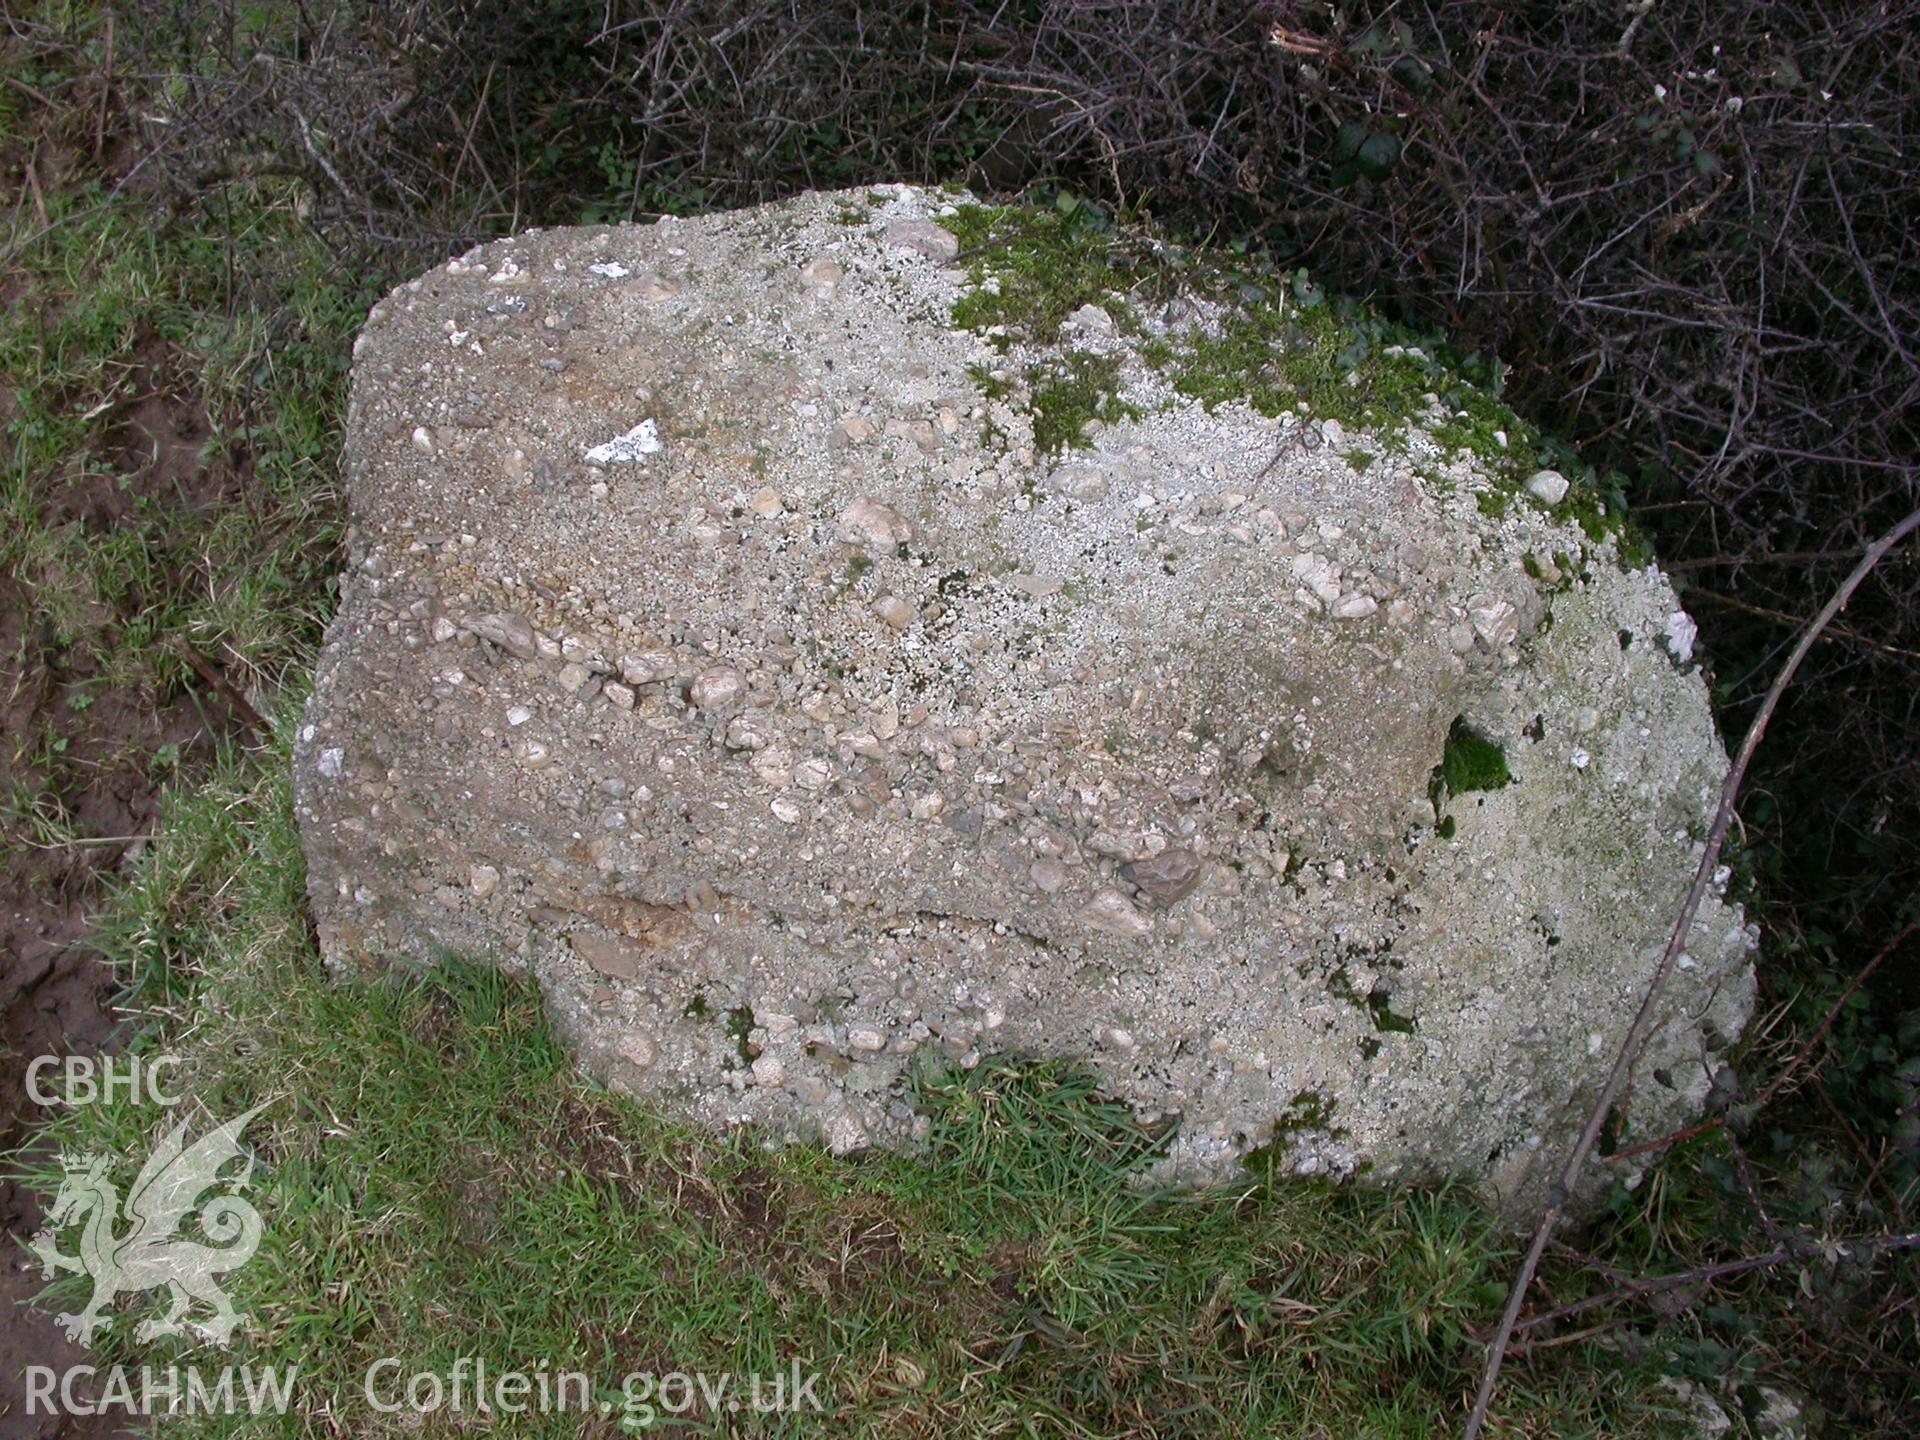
xmin=93 ymin=11 xmax=114 ymax=163
xmin=1686 ymin=589 xmax=1920 ymax=661
xmin=448 ymin=58 xmax=497 ymax=197
xmin=1461 ymin=507 xmax=1920 ymax=1440
xmin=19 ymin=834 xmax=149 ymax=851
xmin=169 ymin=637 xmax=267 ymax=735
xmin=1507 ymin=1230 xmax=1920 ymax=1343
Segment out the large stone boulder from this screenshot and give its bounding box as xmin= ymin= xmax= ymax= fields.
xmin=294 ymin=185 xmax=1755 ymax=1213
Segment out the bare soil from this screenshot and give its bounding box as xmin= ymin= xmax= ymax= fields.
xmin=0 ymin=345 xmax=240 ymax=1439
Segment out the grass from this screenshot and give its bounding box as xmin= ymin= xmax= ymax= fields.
xmin=0 ymin=186 xmax=358 ymax=684
xmin=0 ymin=32 xmax=372 ymax=881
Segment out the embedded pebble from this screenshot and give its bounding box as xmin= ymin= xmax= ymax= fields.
xmin=873 ymin=595 xmax=916 ymax=629
xmin=1005 ymin=573 xmax=1063 ymax=599
xmin=583 ymin=419 xmax=662 ymax=465
xmin=837 ymin=497 xmax=914 ymax=550
xmin=1526 ymin=468 xmax=1570 ymax=505
xmin=1120 ymin=849 xmax=1205 ymax=909
xmin=1082 ymin=888 xmax=1154 ymax=939
xmin=882 ymin=220 xmax=959 ymax=263
xmin=617 ymin=1035 xmax=656 ymax=1069
xmin=691 ymin=668 xmax=744 ymax=711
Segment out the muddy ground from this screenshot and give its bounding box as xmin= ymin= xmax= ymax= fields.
xmin=1 ymin=343 xmax=244 ymax=1436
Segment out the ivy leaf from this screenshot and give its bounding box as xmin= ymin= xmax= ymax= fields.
xmin=1332 ymin=121 xmax=1371 ymax=163
xmin=1355 ymin=131 xmax=1401 ymax=181
xmin=1391 ymin=55 xmax=1433 ymax=94
xmin=1332 ymin=122 xmax=1401 ymax=183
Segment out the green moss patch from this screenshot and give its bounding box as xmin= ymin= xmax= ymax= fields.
xmin=1439 ymin=719 xmax=1513 ymax=796
xmin=946 ymin=203 xmax=1136 ymax=343
xmin=1146 ymin=296 xmax=1433 ymax=439
xmin=942 ymin=199 xmax=1638 ymax=556
xmin=947 ymin=204 xmax=1156 ymax=452
xmin=1244 ymin=1090 xmax=1346 ymax=1176
xmin=1330 ymin=964 xmax=1419 ymax=1034
xmin=946 ymin=200 xmax=1647 ymax=563
xmin=1028 ymin=352 xmax=1142 ymax=453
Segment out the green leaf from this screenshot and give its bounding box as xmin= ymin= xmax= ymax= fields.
xmin=1355 ymin=130 xmax=1401 ymax=181
xmin=1332 ymin=121 xmax=1369 ymax=163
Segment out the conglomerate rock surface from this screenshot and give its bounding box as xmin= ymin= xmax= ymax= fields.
xmin=294 ymin=185 xmax=1755 ymax=1214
